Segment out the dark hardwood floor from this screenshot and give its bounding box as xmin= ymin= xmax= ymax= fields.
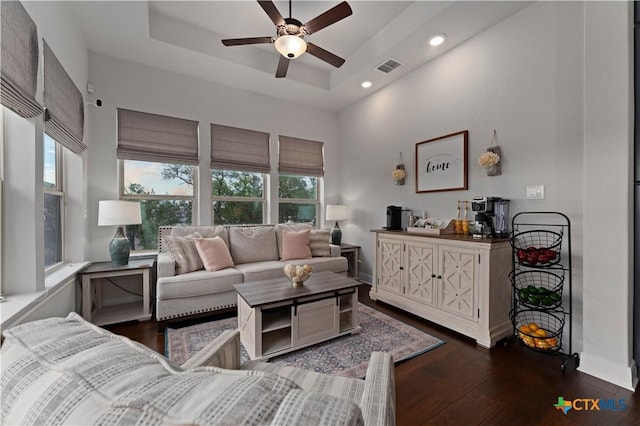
xmin=105 ymin=284 xmax=638 ymax=425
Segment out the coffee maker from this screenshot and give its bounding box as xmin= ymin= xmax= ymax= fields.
xmin=386 ymin=205 xmax=403 ymax=230
xmin=471 ymin=196 xmax=510 ymax=238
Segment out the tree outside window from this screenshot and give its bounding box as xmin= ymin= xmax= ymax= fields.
xmin=44 ymin=133 xmax=64 ymax=268
xmin=278 ymin=175 xmax=318 ymax=225
xmin=122 ymin=160 xmax=194 ymax=251
xmin=212 ymin=169 xmax=264 ymax=224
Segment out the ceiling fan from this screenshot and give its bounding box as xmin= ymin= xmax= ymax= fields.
xmin=221 ymin=0 xmax=353 ymax=78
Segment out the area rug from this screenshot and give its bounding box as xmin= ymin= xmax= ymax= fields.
xmin=166 ymin=303 xmax=445 ymax=378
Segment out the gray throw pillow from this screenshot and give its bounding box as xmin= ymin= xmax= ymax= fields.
xmin=228 ymin=227 xmax=278 ymax=264
xmin=310 ymin=228 xmax=332 ymax=257
xmin=165 ymin=232 xmax=203 ymax=274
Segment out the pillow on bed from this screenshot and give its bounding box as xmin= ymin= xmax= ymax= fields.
xmin=194 ymin=236 xmax=234 ymax=272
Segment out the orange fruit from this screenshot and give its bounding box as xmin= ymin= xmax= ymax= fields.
xmin=546 ymin=337 xmax=558 ymax=348
xmin=528 ymin=323 xmax=539 ymax=332
xmin=535 ymin=339 xmax=550 ymax=350
xmin=519 ymin=325 xmax=532 ymax=334
xmin=533 ymin=328 xmax=548 ymax=338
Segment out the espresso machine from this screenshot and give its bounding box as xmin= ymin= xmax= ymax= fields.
xmin=471 ymin=196 xmax=510 ymax=238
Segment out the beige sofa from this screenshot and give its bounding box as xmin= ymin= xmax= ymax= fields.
xmin=1 ymin=313 xmax=395 ymax=425
xmin=156 ymin=224 xmax=348 ymax=329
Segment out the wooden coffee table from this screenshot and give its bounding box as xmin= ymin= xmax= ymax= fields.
xmin=234 ymin=271 xmax=361 ymax=360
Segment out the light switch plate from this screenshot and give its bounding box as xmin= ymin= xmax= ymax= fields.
xmin=526 ymin=185 xmax=545 ymax=199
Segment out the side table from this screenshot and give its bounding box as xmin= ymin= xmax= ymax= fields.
xmin=79 ymin=259 xmax=153 ymax=326
xmin=340 ymin=243 xmax=361 ymax=279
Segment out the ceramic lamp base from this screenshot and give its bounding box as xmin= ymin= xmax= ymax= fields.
xmin=109 ymin=226 xmax=130 ymax=265
xmin=331 ymin=223 xmax=342 ymax=245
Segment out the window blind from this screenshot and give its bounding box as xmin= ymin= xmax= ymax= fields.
xmin=210 ymin=123 xmax=270 ymax=173
xmin=0 ymin=1 xmax=42 ymax=118
xmin=117 ymin=108 xmax=199 ymax=165
xmin=43 ymin=41 xmax=86 ymax=153
xmin=278 ymin=135 xmax=324 ymax=177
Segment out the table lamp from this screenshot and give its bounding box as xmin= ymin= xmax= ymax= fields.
xmin=98 ymin=200 xmax=142 ymax=265
xmin=326 ymin=204 xmax=350 ymax=245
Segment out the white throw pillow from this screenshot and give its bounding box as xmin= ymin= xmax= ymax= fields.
xmin=165 ymin=232 xmax=203 ymax=274
xmin=310 ymin=228 xmax=332 ymax=257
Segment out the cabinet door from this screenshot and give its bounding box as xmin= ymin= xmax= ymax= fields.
xmin=438 ymin=245 xmax=477 ymax=321
xmin=405 ymin=240 xmax=437 ymax=306
xmin=377 ymin=237 xmax=403 ymax=295
xmin=292 ymin=297 xmax=339 ymax=347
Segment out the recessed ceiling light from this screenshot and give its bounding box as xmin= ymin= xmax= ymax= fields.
xmin=361 ymin=81 xmax=372 ymax=88
xmin=429 ymin=34 xmax=446 ymax=47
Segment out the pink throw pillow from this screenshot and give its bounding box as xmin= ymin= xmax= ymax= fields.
xmin=281 ymin=229 xmax=312 ymax=261
xmin=194 ymin=236 xmax=235 ymax=272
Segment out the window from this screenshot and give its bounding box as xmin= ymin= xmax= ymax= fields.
xmin=43 ymin=133 xmax=63 ymax=268
xmin=212 ymin=169 xmax=264 ymax=224
xmin=278 ymin=135 xmax=324 ymax=225
xmin=278 ymin=175 xmax=318 ymax=225
xmin=121 ymin=160 xmax=194 ymax=251
xmin=117 ymin=108 xmax=199 ymax=251
xmin=209 ymin=123 xmax=271 ymax=225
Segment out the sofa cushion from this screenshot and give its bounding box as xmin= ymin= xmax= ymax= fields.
xmin=275 ymin=223 xmax=312 ymax=258
xmin=281 ymin=229 xmax=312 ymax=261
xmin=165 ymin=232 xmax=204 ymax=274
xmin=310 ymin=228 xmax=332 ymax=257
xmin=287 ymin=256 xmax=348 ymax=274
xmin=229 ymin=227 xmax=278 ymax=264
xmin=195 ymin=236 xmax=235 ymax=272
xmin=171 ymin=225 xmax=229 ymax=247
xmin=234 ymin=261 xmax=288 ymax=282
xmin=157 ymin=268 xmax=244 ymax=300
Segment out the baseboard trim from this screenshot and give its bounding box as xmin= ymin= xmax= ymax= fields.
xmin=578 ymin=352 xmax=638 ymax=391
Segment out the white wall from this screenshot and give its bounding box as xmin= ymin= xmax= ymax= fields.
xmin=581 ymin=1 xmax=636 ymax=390
xmin=86 ymin=52 xmax=340 ymax=261
xmin=338 ymin=1 xmax=635 ymax=390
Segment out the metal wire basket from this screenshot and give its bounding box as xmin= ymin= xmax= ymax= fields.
xmin=510 ymin=270 xmax=564 ymax=309
xmin=512 ymin=309 xmax=564 ymax=353
xmin=510 ymin=230 xmax=563 ymax=267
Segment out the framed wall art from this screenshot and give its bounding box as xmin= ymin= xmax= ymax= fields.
xmin=415 ymin=130 xmax=468 ymax=193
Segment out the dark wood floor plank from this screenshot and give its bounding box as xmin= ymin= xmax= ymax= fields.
xmin=104 ymin=283 xmax=640 ymax=425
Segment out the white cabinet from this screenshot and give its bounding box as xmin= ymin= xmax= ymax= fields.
xmin=371 ymin=231 xmax=511 ymax=348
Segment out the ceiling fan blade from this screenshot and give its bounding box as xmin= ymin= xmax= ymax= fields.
xmin=222 ymin=37 xmax=274 ymax=46
xmin=275 ymin=56 xmax=290 ymax=78
xmin=257 ymin=0 xmax=285 ymax=27
xmin=303 ymin=1 xmax=352 ymax=35
xmin=306 ymin=43 xmax=345 ymax=68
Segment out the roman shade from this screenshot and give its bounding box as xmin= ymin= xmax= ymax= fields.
xmin=117 ymin=108 xmax=199 ymax=165
xmin=278 ymin=136 xmax=324 ymax=177
xmin=210 ymin=124 xmax=270 ymax=173
xmin=43 ymin=41 xmax=85 ymax=153
xmin=0 ymin=1 xmax=42 ymax=118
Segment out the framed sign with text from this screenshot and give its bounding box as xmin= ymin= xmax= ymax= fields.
xmin=415 ymin=130 xmax=468 ymax=193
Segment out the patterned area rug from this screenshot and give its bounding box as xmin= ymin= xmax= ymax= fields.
xmin=166 ymin=303 xmax=445 ymax=378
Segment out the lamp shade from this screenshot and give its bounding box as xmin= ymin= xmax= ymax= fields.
xmin=274 ymin=35 xmax=307 ymax=59
xmin=326 ymin=204 xmax=350 ymax=221
xmin=98 ymin=200 xmax=142 ymax=226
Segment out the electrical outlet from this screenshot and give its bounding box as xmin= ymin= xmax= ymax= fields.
xmin=526 ymin=185 xmax=545 ymax=200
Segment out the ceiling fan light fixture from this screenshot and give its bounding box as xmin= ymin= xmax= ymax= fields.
xmin=275 ymin=35 xmax=307 ymax=59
